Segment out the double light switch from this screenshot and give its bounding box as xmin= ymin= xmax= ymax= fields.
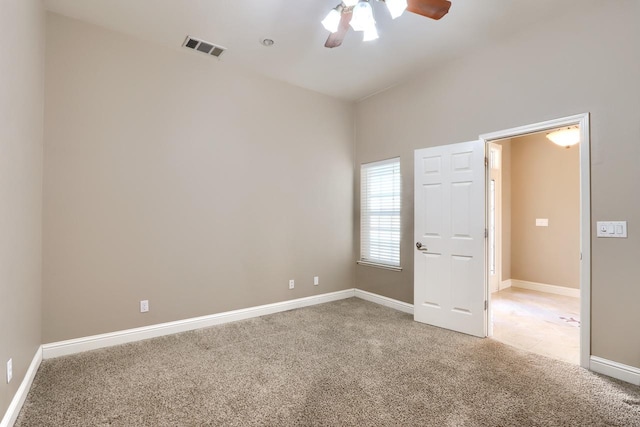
xmin=596 ymin=221 xmax=627 ymax=238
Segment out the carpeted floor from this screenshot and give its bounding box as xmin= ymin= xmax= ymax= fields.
xmin=16 ymin=298 xmax=640 ymax=426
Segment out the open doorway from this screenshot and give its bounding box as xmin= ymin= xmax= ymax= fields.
xmin=481 ymin=114 xmax=590 ymax=368
xmin=489 ymin=132 xmax=580 ymax=364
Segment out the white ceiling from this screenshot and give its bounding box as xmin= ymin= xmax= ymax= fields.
xmin=44 ymin=0 xmax=578 ymax=101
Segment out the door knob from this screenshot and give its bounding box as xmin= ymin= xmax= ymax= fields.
xmin=416 ymin=242 xmax=428 ymax=251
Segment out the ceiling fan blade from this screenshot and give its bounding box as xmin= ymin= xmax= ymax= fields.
xmin=407 ymin=0 xmax=451 ymax=20
xmin=325 ymin=11 xmax=352 ymax=48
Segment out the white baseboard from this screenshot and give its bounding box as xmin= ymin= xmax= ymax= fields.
xmin=590 ymin=356 xmax=640 ymax=386
xmin=500 ymin=279 xmax=512 ymax=290
xmin=7 ymin=288 xmax=413 ymax=424
xmin=43 ymin=289 xmax=356 ymax=359
xmin=491 ymin=279 xmax=512 ymax=293
xmin=0 ymin=346 xmax=42 ymax=427
xmin=511 ymin=279 xmax=580 ymax=298
xmin=354 ymin=289 xmax=414 ymax=315
xmin=9 ymin=292 xmax=639 ymax=421
xmin=42 ymin=288 xmax=416 ymax=359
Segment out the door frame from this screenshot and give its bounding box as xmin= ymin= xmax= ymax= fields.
xmin=487 ymin=143 xmax=503 ymax=295
xmin=479 ymin=113 xmax=591 ymax=369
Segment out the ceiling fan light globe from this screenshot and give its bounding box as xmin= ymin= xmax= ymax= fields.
xmin=362 ymin=24 xmax=379 ymax=41
xmin=385 ymin=0 xmax=407 ymax=19
xmin=321 ymin=9 xmax=342 ymax=33
xmin=350 ymin=1 xmax=375 ymax=32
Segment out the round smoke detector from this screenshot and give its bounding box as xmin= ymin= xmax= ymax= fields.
xmin=260 ymin=38 xmax=275 ymax=47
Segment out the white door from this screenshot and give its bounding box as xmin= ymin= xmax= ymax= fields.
xmin=414 ymin=140 xmax=486 ymax=337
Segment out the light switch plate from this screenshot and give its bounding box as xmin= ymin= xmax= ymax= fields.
xmin=536 ymin=218 xmax=549 ymax=227
xmin=596 ymin=221 xmax=627 ymax=238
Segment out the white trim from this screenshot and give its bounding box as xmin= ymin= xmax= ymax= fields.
xmin=491 ymin=279 xmax=512 ymax=293
xmin=42 ymin=288 xmax=418 ymax=360
xmin=578 ymin=114 xmax=591 ymax=369
xmin=356 ymin=260 xmax=403 ymax=272
xmin=500 ymin=279 xmax=512 ymax=291
xmin=0 ymin=346 xmax=42 ymax=427
xmin=42 ymin=290 xmax=355 ymax=359
xmin=2 ymin=288 xmax=410 ymax=420
xmin=590 ymin=356 xmax=640 ymax=386
xmin=479 ymin=114 xmax=589 ymax=141
xmin=481 ymin=113 xmax=591 ymax=369
xmin=3 ymin=300 xmax=636 ymax=427
xmin=354 ymin=289 xmax=414 ymax=314
xmin=488 ymin=143 xmax=503 ymax=295
xmin=510 ymin=279 xmax=580 ymax=298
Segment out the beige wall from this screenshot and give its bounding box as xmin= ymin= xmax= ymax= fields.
xmin=510 ymin=133 xmax=580 ymax=288
xmin=0 ymin=0 xmax=44 ymax=417
xmin=42 ymin=14 xmax=355 ymax=342
xmin=355 ymin=0 xmax=640 ymax=368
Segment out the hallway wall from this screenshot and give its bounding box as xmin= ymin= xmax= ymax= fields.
xmin=510 ymin=133 xmax=580 ymax=289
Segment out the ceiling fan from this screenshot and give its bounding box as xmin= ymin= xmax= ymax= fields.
xmin=322 ymin=0 xmax=451 ymax=48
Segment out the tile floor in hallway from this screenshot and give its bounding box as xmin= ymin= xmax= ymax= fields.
xmin=491 ymin=287 xmax=580 ymax=364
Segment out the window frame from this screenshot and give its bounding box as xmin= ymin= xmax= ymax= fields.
xmin=357 ymin=157 xmax=402 ymax=272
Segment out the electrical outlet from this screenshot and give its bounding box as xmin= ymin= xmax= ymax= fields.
xmin=140 ymin=300 xmax=149 ymax=313
xmin=6 ymin=359 xmax=12 ymax=384
xmin=289 ymin=279 xmax=295 ymax=289
xmin=314 ymin=276 xmax=319 ymax=286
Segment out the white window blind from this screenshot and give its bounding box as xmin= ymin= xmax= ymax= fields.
xmin=360 ymin=157 xmax=401 ymax=268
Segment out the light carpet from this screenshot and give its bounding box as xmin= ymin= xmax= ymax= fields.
xmin=16 ymin=298 xmax=640 ymax=426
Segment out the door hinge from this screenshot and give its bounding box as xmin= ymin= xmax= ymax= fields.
xmin=484 ymin=157 xmax=489 ymax=167
xmin=484 ymin=300 xmax=488 ymax=310
xmin=485 ymin=228 xmax=488 ymax=238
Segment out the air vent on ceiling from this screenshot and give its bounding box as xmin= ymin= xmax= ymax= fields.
xmin=183 ymin=36 xmax=226 ymax=58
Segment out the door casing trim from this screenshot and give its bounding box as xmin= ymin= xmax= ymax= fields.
xmin=479 ymin=113 xmax=591 ymax=369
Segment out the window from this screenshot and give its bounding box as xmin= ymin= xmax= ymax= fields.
xmin=359 ymin=157 xmax=401 ymax=270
